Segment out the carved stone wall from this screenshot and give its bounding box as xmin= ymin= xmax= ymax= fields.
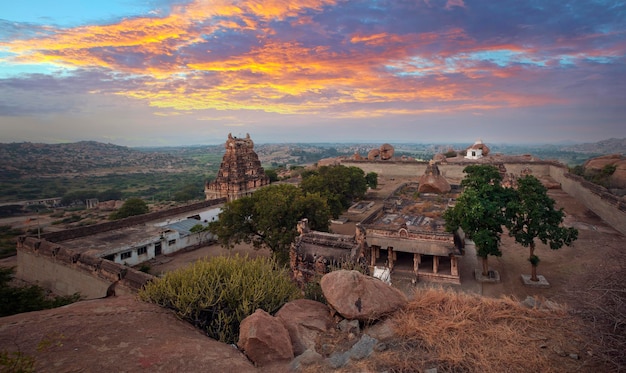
xmin=205 ymin=133 xmax=269 ymax=201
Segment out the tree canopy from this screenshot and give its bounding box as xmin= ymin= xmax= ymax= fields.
xmin=444 ymin=165 xmax=512 ymax=276
xmin=109 ymin=198 xmax=149 ymax=220
xmin=365 ymin=172 xmax=378 ymax=189
xmin=208 ymin=184 xmax=330 ymax=265
xmin=506 ymin=175 xmax=578 ymax=281
xmin=300 ymin=165 xmax=368 ymax=218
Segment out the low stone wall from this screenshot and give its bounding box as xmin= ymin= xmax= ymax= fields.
xmin=550 ymin=166 xmax=626 ymax=235
xmin=17 ymin=236 xmax=154 ymax=299
xmin=42 ymin=198 xmax=225 ymax=243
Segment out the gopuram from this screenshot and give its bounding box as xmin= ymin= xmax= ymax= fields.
xmin=204 ymin=133 xmax=269 ymax=201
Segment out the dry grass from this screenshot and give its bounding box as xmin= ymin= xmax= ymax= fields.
xmin=567 ymin=255 xmax=626 ymax=371
xmin=305 ymin=288 xmax=590 ymax=373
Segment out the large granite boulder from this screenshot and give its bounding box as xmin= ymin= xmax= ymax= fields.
xmin=238 ymin=308 xmax=294 ymax=367
xmin=0 ymin=296 xmax=255 ymax=372
xmin=276 ymin=299 xmax=332 ymax=356
xmin=320 ymin=270 xmax=408 ymax=321
xmin=583 ymin=154 xmax=626 ymax=189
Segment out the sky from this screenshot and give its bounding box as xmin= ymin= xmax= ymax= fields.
xmin=0 ymin=0 xmax=625 ymax=146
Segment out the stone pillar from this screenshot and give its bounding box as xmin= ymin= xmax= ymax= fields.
xmin=433 ymin=256 xmax=439 ymax=274
xmin=451 ymin=256 xmax=459 ymax=277
xmin=388 ymin=247 xmax=394 ymax=270
xmin=413 ymin=253 xmax=421 ymax=274
xmin=370 ymin=247 xmax=377 ymax=266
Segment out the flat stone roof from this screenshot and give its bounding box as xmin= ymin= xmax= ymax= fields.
xmin=363 ymin=183 xmax=458 ymax=234
xmin=60 ymin=224 xmax=166 ymax=257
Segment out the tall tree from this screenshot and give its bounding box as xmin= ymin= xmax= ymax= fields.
xmin=300 ymin=165 xmax=367 ymax=218
xmin=443 ymin=165 xmax=511 ymax=276
xmin=506 ymin=175 xmax=578 ymax=282
xmin=365 ymin=172 xmax=378 ymax=189
xmin=109 ymin=198 xmax=149 ymax=220
xmin=208 ymin=184 xmax=330 ymax=265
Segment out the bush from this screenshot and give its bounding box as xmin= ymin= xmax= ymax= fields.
xmin=139 ymin=255 xmax=301 ymax=344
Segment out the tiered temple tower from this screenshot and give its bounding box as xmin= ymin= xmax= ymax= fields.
xmin=204 ymin=133 xmax=270 ymax=201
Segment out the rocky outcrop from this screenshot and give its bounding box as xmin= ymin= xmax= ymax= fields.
xmin=584 ymin=154 xmax=626 ymax=188
xmin=238 ymin=309 xmax=294 ymax=367
xmin=418 ymin=161 xmax=451 ymax=194
xmin=320 ymin=270 xmax=408 ymax=321
xmin=0 ymin=296 xmax=255 ymax=372
xmin=276 ymin=299 xmax=333 ymax=356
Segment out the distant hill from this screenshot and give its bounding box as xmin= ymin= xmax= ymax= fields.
xmin=0 ymin=141 xmax=193 ymax=178
xmin=562 ymin=138 xmax=626 ymax=154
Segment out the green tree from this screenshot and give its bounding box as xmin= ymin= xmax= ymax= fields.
xmin=97 ymin=188 xmax=122 ymax=201
xmin=365 ymin=172 xmax=378 ymax=189
xmin=264 ymin=168 xmax=279 ymax=183
xmin=208 ymin=184 xmax=330 ymax=265
xmin=443 ymin=165 xmax=511 ymax=276
xmin=173 ymin=184 xmax=201 ymax=202
xmin=300 ymin=165 xmax=368 ymax=218
xmin=109 ymin=198 xmax=149 ymax=220
xmin=506 ymin=175 xmax=578 ymax=282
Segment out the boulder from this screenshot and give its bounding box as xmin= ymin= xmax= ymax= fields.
xmin=238 ymin=309 xmax=294 ymax=367
xmin=320 ymin=270 xmax=408 ymax=321
xmin=0 ymin=296 xmax=255 ymax=372
xmin=276 ymin=299 xmax=332 ymax=356
xmin=584 ymin=154 xmax=626 ymax=188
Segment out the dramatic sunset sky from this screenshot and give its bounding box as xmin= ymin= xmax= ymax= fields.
xmin=1 ymin=0 xmax=625 ymax=146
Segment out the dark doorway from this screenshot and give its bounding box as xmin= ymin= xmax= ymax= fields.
xmin=155 ymin=242 xmax=162 ymax=256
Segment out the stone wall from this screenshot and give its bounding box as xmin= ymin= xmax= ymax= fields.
xmin=17 ymin=236 xmax=154 ymax=299
xmin=41 ymin=198 xmax=225 ymax=243
xmin=550 ymin=166 xmax=626 ymax=235
xmin=349 ymin=159 xmax=625 ymax=235
xmin=342 ymin=160 xmax=556 ymax=181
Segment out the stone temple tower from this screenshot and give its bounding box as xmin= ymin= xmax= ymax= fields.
xmin=205 ymin=133 xmax=270 ymax=201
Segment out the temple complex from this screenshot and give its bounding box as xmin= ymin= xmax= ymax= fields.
xmin=290 ymin=164 xmax=464 ymax=285
xmin=204 ymin=133 xmax=269 ymax=201
xmin=360 ymin=182 xmax=463 ymax=284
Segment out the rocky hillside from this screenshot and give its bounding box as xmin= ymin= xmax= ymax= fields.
xmin=564 ymin=137 xmax=626 ymax=154
xmin=0 ymin=141 xmax=192 ymax=178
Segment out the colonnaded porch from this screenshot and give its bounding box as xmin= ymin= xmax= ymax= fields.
xmin=369 ymin=245 xmax=460 ymax=284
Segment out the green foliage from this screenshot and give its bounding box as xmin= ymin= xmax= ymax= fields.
xmin=444 ymin=150 xmax=457 ymax=158
xmin=569 ymin=163 xmax=618 ymax=188
xmin=444 ymin=165 xmax=513 ymax=275
xmin=173 ymin=184 xmax=202 ymax=202
xmin=209 ymin=184 xmax=330 ymax=265
xmin=300 ymin=165 xmax=368 ymax=218
xmin=264 ymin=168 xmax=279 ymax=183
xmin=189 ymin=224 xmax=206 ymax=233
xmin=0 ymin=350 xmax=35 ymax=373
xmin=60 ymin=190 xmax=99 ymax=206
xmin=0 ymin=267 xmax=80 ymax=317
xmin=0 ymin=226 xmax=24 ymax=259
xmin=365 ymin=172 xmax=378 ymax=189
xmin=529 ymin=255 xmax=540 ymax=266
xmin=109 ymin=198 xmax=149 ymax=220
xmin=139 ymin=255 xmax=301 ymax=344
xmin=98 ymin=188 xmax=123 ymax=201
xmin=506 ymin=175 xmax=578 ymax=278
xmin=139 ymin=264 xmax=151 ymax=274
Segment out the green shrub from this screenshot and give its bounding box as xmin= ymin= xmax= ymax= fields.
xmin=139 ymin=255 xmax=301 ymax=344
xmin=0 ymin=350 xmax=35 ymax=373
